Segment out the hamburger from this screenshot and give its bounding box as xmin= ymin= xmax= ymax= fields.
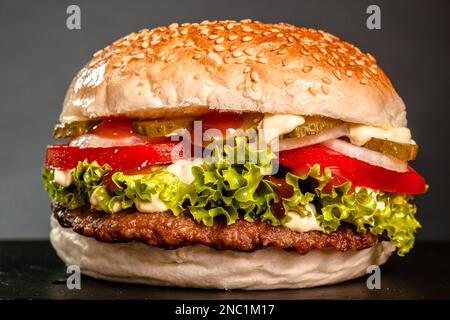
xmin=42 ymin=19 xmax=426 ymax=290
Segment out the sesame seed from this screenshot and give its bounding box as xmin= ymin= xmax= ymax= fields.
xmin=250 ymin=71 xmax=259 ymax=82
xmin=165 ymin=54 xmax=175 ymax=62
xmin=322 ymin=77 xmax=331 ymax=84
xmin=244 ymin=48 xmax=255 ymax=56
xmin=228 ymin=34 xmax=238 ymax=41
xmin=346 ymin=70 xmax=353 ymax=77
xmin=276 ymin=33 xmax=284 ymax=38
xmin=180 ymin=29 xmax=188 ymax=35
xmin=284 ymin=79 xmax=294 ymax=85
xmin=321 ymin=85 xmax=330 ymax=94
xmin=206 ymin=66 xmax=214 ymax=72
xmin=308 ymin=86 xmax=320 ymax=96
xmin=193 ymin=53 xmax=202 ymax=60
xmin=270 ymin=28 xmax=280 ymax=32
xmin=301 ymin=49 xmax=310 ymax=56
xmin=241 ymin=18 xmax=252 ymax=23
xmin=93 ymin=49 xmax=103 ymax=57
xmin=367 ymin=53 xmax=377 ymax=63
xmin=362 ymin=70 xmax=371 ymax=78
xmin=277 ymin=49 xmax=287 ymax=55
xmin=242 ymin=26 xmax=253 ymax=32
xmin=243 ymin=66 xmax=251 ymax=73
xmin=258 ymin=57 xmax=268 ymax=64
xmin=150 ymin=40 xmax=159 ymax=45
xmin=327 ymin=59 xmax=336 ymax=66
xmin=242 ymin=36 xmax=253 ymax=42
xmin=232 ymin=50 xmax=243 ymax=57
xmin=135 ymin=53 xmax=145 ymax=59
xmin=360 ymin=78 xmax=368 ymax=85
xmin=257 ymin=52 xmax=265 ymax=58
xmin=230 ymin=45 xmax=238 ymax=50
xmin=333 ymin=69 xmax=342 ymax=80
xmin=312 ymin=53 xmax=320 ymax=61
xmin=215 ymin=37 xmax=224 ymax=44
xmin=270 ymin=44 xmax=280 ymax=51
xmin=262 ymin=31 xmax=271 ymax=36
xmin=302 ymin=66 xmax=313 ymax=73
xmin=226 ymin=23 xmax=234 ymax=30
xmin=169 ymin=22 xmax=179 ymax=29
xmin=129 ymin=33 xmax=138 ymax=41
xmin=213 ymin=45 xmax=225 ymax=52
xmin=209 ymin=34 xmax=219 ymax=40
xmin=282 ymin=59 xmax=289 ymax=67
xmin=113 ymin=62 xmax=122 ymax=68
xmin=141 ymin=41 xmax=149 ymax=48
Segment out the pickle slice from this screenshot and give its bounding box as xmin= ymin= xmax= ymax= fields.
xmin=283 ymin=116 xmax=344 ymax=139
xmin=363 ymin=138 xmax=418 ymax=161
xmin=133 ymin=117 xmax=196 ymax=137
xmin=53 ymin=121 xmax=98 ymax=138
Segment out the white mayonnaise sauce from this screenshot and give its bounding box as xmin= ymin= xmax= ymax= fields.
xmin=53 ymin=169 xmax=74 ymax=187
xmin=285 ymin=204 xmax=324 ymax=233
xmin=166 ymin=158 xmax=203 ymax=184
xmin=348 ymin=125 xmax=413 ymax=146
xmin=135 ymin=194 xmax=168 ymax=213
xmin=258 ymin=114 xmax=305 ymax=142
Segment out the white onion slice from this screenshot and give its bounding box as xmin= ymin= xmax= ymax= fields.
xmin=69 ymin=134 xmax=149 ymax=148
xmin=322 ymin=139 xmax=408 ymax=172
xmin=278 ymin=125 xmax=349 ymax=151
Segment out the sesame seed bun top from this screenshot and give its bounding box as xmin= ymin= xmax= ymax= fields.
xmin=60 ymin=19 xmax=406 ymax=128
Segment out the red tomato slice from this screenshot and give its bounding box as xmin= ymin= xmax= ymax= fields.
xmin=278 ymin=144 xmax=426 ymax=194
xmin=44 ymin=143 xmax=182 ymax=170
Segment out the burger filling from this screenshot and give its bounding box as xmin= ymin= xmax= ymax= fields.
xmin=43 ymin=112 xmax=426 ymax=256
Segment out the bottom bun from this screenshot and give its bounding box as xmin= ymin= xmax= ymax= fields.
xmin=50 ymin=216 xmax=395 ymax=290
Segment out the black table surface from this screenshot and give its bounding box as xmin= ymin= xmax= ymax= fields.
xmin=0 ymin=241 xmax=449 ymax=300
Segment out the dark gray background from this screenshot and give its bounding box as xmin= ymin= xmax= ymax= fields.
xmin=0 ymin=0 xmax=448 ymax=239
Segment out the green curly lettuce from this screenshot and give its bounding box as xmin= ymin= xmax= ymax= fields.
xmin=42 ymin=160 xmax=110 ymax=209
xmin=283 ymin=165 xmax=421 ymax=256
xmin=42 ymin=141 xmax=421 ymax=255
